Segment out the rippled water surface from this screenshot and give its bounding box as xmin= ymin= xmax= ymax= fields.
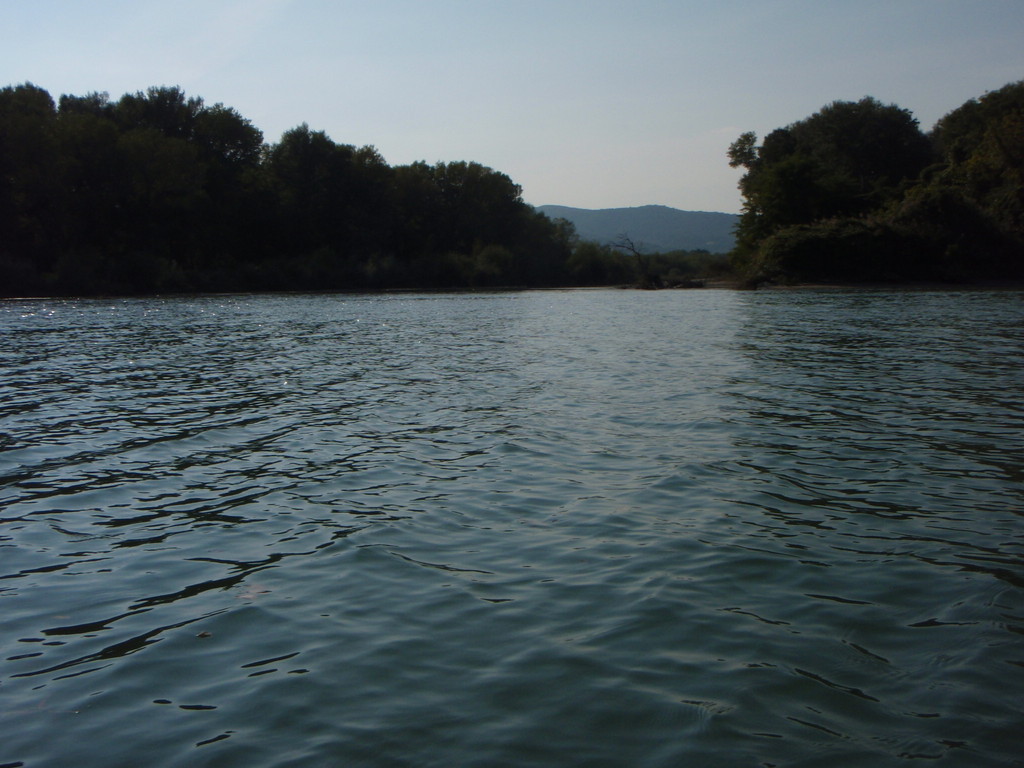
xmin=2 ymin=289 xmax=1022 ymax=767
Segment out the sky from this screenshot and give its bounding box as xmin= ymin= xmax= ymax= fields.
xmin=4 ymin=0 xmax=1023 ymax=214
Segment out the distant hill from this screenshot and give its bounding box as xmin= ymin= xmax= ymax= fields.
xmin=537 ymin=204 xmax=737 ymax=253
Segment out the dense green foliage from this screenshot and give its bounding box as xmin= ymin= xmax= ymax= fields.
xmin=728 ymin=84 xmax=1024 ymax=284
xmin=1 ymin=84 xmax=644 ymax=296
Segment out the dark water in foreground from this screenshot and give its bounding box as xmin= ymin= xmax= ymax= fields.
xmin=1 ymin=289 xmax=1022 ymax=767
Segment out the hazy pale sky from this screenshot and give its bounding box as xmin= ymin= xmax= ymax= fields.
xmin=4 ymin=0 xmax=1023 ymax=213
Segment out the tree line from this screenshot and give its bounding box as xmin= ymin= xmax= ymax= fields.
xmin=8 ymin=81 xmax=1017 ymax=295
xmin=4 ymin=84 xmax=711 ymax=296
xmin=728 ymin=81 xmax=1024 ymax=285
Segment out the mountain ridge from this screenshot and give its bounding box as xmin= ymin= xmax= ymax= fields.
xmin=537 ymin=204 xmax=737 ymax=253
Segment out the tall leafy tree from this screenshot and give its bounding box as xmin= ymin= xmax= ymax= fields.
xmin=729 ymin=97 xmax=933 ymax=248
xmin=55 ymin=93 xmax=123 ymax=257
xmin=931 ymin=80 xmax=1024 ymax=234
xmin=114 ymin=85 xmax=204 ymax=139
xmin=0 ymin=83 xmax=62 ymax=276
xmin=263 ymin=124 xmax=392 ymax=263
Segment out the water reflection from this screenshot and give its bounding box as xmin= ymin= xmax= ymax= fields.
xmin=1 ymin=290 xmax=1022 ymax=767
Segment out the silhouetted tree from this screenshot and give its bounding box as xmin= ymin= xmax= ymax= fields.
xmin=729 ymin=97 xmax=934 ymax=257
xmin=0 ymin=83 xmax=62 ymax=282
xmin=931 ymin=80 xmax=1024 ymax=235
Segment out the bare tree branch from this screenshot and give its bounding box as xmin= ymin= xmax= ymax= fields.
xmin=612 ymin=233 xmax=658 ymax=288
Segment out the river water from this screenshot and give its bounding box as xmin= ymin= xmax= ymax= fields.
xmin=1 ymin=288 xmax=1022 ymax=767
